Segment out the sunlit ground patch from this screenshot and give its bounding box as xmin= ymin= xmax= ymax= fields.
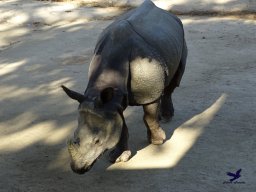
xmin=107 ymin=94 xmax=227 ymax=170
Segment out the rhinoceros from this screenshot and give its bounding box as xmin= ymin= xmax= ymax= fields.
xmin=62 ymin=0 xmax=187 ymax=174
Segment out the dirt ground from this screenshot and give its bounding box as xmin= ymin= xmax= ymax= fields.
xmin=0 ymin=1 xmax=256 ymax=192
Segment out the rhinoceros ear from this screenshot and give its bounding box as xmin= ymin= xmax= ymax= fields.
xmin=100 ymin=87 xmax=114 ymax=104
xmin=61 ymin=85 xmax=85 ymax=103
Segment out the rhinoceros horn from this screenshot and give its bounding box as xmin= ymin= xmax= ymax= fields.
xmin=67 ymin=139 xmax=80 ymax=160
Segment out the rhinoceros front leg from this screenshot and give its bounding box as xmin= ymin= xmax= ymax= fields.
xmin=143 ymin=101 xmax=166 ymax=145
xmin=109 ymin=120 xmax=131 ymax=163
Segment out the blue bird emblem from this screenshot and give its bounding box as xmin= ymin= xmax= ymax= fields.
xmin=226 ymin=169 xmax=242 ymax=182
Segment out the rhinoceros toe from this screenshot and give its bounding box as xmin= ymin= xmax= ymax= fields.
xmin=149 ymin=128 xmax=166 ymax=145
xmin=109 ymin=149 xmax=132 ymax=163
xmin=115 ymin=150 xmax=132 ymax=163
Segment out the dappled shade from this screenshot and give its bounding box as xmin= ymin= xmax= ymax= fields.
xmin=0 ymin=0 xmax=256 ymax=191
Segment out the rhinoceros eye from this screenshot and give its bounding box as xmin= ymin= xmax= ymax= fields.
xmin=73 ymin=137 xmax=80 ymax=146
xmin=94 ymin=138 xmax=100 ymax=145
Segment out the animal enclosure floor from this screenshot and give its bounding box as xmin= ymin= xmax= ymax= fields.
xmin=0 ymin=4 xmax=256 ymax=191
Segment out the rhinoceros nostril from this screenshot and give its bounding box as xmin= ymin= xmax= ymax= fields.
xmin=94 ymin=138 xmax=100 ymax=145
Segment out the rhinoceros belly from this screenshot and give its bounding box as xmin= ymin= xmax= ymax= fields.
xmin=128 ymin=57 xmax=165 ymax=105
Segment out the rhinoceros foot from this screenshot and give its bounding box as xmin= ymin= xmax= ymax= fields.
xmin=109 ymin=149 xmax=132 ymax=163
xmin=148 ymin=127 xmax=166 ymax=145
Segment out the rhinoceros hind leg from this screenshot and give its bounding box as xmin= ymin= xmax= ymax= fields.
xmin=159 ymin=83 xmax=175 ymax=123
xmin=160 ymin=51 xmax=186 ymax=123
xmin=143 ymin=101 xmax=166 ymax=145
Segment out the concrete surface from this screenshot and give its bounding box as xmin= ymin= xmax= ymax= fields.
xmin=0 ymin=0 xmax=126 ymax=30
xmin=1 ymin=0 xmax=255 ymax=36
xmin=0 ymin=0 xmax=256 ymax=191
xmin=49 ymin=0 xmax=256 ymax=12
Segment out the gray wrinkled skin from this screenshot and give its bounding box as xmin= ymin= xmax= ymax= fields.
xmin=68 ymin=100 xmax=123 ymax=174
xmin=129 ymin=57 xmax=165 ymax=104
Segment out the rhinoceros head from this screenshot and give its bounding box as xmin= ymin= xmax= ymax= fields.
xmin=61 ymin=85 xmax=123 ymax=174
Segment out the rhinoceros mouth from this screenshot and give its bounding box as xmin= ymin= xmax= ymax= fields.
xmin=70 ymin=161 xmax=95 ymax=174
xmin=70 ymin=149 xmax=107 ymax=174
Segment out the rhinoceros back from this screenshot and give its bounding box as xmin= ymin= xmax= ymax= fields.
xmin=90 ymin=0 xmax=186 ymax=105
